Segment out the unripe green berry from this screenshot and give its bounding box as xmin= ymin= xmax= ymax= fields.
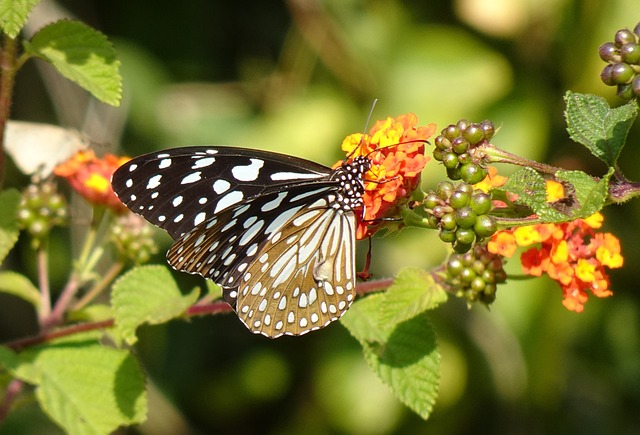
xmin=480 ymin=120 xmax=495 ymax=141
xmin=440 ymin=212 xmax=457 ymax=230
xmin=632 ymin=75 xmax=640 ymax=97
xmin=599 ymin=41 xmax=620 ymax=62
xmin=455 ymin=206 xmax=476 ymax=228
xmin=442 ymin=152 xmax=459 ymax=169
xmin=451 ymin=137 xmax=469 ymax=154
xmin=439 ymin=228 xmax=456 ymax=243
xmin=435 ymin=135 xmax=451 ymax=150
xmin=601 ymin=64 xmax=616 ymax=86
xmin=456 ymin=227 xmax=476 ymax=244
xmin=621 ymin=42 xmax=640 ymax=64
xmin=474 ymin=215 xmax=498 ymax=238
xmin=463 ymin=124 xmax=483 ymax=145
xmin=424 ymin=193 xmax=441 ymax=209
xmin=611 ymin=62 xmax=634 ymax=84
xmin=443 ymin=125 xmax=460 ymax=140
xmin=456 ymin=119 xmax=470 ymax=132
xmin=460 ymin=163 xmax=487 ymax=184
xmin=469 ymin=191 xmax=492 ymax=215
xmin=615 ymin=29 xmax=636 ymax=46
xmin=449 ymin=190 xmax=470 ymax=209
xmin=446 ymin=166 xmax=462 ymax=180
xmin=459 ymin=267 xmax=476 ymax=283
xmin=447 ymin=257 xmax=464 ymax=276
xmin=433 ymin=148 xmax=446 ymax=161
xmin=470 ymin=277 xmax=486 ymax=292
xmin=617 ymin=83 xmax=634 ymax=100
xmin=436 ymin=181 xmax=455 ymax=199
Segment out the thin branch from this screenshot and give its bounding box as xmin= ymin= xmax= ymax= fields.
xmin=36 ymin=244 xmax=51 ymax=327
xmin=72 ymin=261 xmax=124 ymax=311
xmin=0 ymin=379 xmax=23 ymax=424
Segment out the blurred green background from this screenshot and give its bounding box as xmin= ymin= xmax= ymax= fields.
xmin=2 ymin=0 xmax=640 ymax=433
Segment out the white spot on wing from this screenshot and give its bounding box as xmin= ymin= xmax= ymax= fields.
xmin=192 ymin=157 xmax=216 ymax=168
xmin=231 ymin=159 xmax=264 ymax=181
xmin=159 ymin=158 xmax=172 ymax=169
xmin=213 ymin=179 xmax=231 ymax=194
xmin=194 ymin=212 xmax=206 ymax=226
xmin=181 ymin=171 xmax=202 ymax=184
xmin=214 ymin=191 xmax=244 ymax=213
xmin=270 ymin=172 xmax=325 ymax=181
xmin=146 ymin=174 xmax=162 ymax=189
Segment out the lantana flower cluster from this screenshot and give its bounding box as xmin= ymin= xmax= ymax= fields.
xmin=55 ymin=150 xmax=130 ymax=213
xmin=487 ymin=180 xmax=623 ymax=313
xmin=338 ymin=113 xmax=436 ymax=238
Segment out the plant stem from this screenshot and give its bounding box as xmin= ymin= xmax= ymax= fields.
xmin=72 ymin=261 xmax=125 ymax=311
xmin=43 ymin=272 xmax=79 ymax=330
xmin=37 ymin=243 xmax=51 ymax=328
xmin=480 ymin=142 xmax=561 ymax=176
xmin=0 ymin=34 xmax=19 ymax=188
xmin=0 ymin=379 xmax=23 ymax=424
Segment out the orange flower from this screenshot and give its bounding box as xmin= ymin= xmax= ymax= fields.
xmin=337 ymin=113 xmax=436 ymax=239
xmin=55 ymin=150 xmax=130 ymax=213
xmin=488 ymin=212 xmax=622 ymax=313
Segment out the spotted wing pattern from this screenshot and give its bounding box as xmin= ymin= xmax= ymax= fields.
xmin=111 ymin=146 xmax=369 ymax=337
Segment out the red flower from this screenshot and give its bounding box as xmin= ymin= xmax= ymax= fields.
xmin=336 ymin=113 xmax=436 ymax=238
xmin=55 ymin=150 xmax=130 ymax=213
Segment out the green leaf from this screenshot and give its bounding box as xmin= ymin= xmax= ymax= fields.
xmin=26 ymin=20 xmax=122 ymax=106
xmin=342 ymin=294 xmax=441 ymax=420
xmin=0 ymin=0 xmax=39 ymax=38
xmin=0 ymin=189 xmax=21 ymax=265
xmin=111 ymin=265 xmax=200 ymax=345
xmin=564 ymin=91 xmax=638 ymax=166
xmin=555 ymin=168 xmax=614 ymax=219
xmin=379 ymin=267 xmax=447 ymax=331
xmin=8 ymin=334 xmax=146 ymax=435
xmin=0 ymin=271 xmax=40 ymax=308
xmin=498 ymin=166 xmax=613 ymax=223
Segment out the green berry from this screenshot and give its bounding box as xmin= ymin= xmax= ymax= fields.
xmin=615 ymin=29 xmax=636 ymax=46
xmin=449 ymin=190 xmax=470 ymax=209
xmin=446 ymin=166 xmax=462 ymax=180
xmin=621 ymin=42 xmax=640 ymax=64
xmin=469 ymin=191 xmax=492 ymax=215
xmin=470 ymin=277 xmax=486 ymax=292
xmin=600 ymin=64 xmax=615 ymax=86
xmin=474 ymin=215 xmax=498 ymax=238
xmin=611 ymin=62 xmax=634 ymax=84
xmin=439 ymin=228 xmax=457 ymax=243
xmin=459 ymin=267 xmax=476 ymax=283
xmin=460 ymin=163 xmax=487 ymax=184
xmin=455 ymin=206 xmax=476 ymax=228
xmin=617 ymin=83 xmax=635 ymax=100
xmin=599 ymin=42 xmax=620 ymax=62
xmin=435 ymin=135 xmax=451 ymax=150
xmin=456 ymin=119 xmax=470 ymax=132
xmin=424 ymin=193 xmax=441 ymax=209
xmin=480 ymin=120 xmax=495 ymax=141
xmin=451 ymin=137 xmax=469 ymax=154
xmin=436 ymin=181 xmax=455 ymax=199
xmin=632 ymin=75 xmax=640 ymax=97
xmin=447 ymin=257 xmax=464 ymax=276
xmin=441 ymin=212 xmax=457 ymax=230
xmin=463 ymin=124 xmax=483 ymax=145
xmin=456 ymin=227 xmax=476 ymax=245
xmin=433 ymin=148 xmax=446 ymax=161
xmin=443 ymin=125 xmax=460 ymax=140
xmin=442 ymin=152 xmax=459 ymax=169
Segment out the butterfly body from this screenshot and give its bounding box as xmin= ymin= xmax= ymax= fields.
xmin=112 ymin=146 xmax=370 ymax=337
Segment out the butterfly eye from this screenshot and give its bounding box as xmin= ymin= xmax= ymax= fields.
xmin=111 ymin=146 xmax=370 ymax=337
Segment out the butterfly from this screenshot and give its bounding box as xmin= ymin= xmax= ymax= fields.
xmin=111 ymin=146 xmax=372 ymax=338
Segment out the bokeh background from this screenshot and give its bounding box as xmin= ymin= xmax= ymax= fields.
xmin=2 ymin=0 xmax=640 ymax=433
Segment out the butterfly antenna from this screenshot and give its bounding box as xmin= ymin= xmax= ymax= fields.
xmin=363 ymin=99 xmax=378 ymax=133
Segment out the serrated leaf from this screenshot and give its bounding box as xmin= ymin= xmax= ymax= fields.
xmin=9 ymin=335 xmax=146 ymax=435
xmin=497 ymin=168 xmax=567 ymax=221
xmin=0 ymin=0 xmax=39 ymax=38
xmin=555 ymin=168 xmax=613 ymax=219
xmin=111 ymin=265 xmax=200 ymax=345
xmin=0 ymin=271 xmax=40 ymax=308
xmin=379 ymin=268 xmax=447 ymax=331
xmin=26 ymin=20 xmax=122 ymax=106
xmin=564 ymin=91 xmax=638 ymax=166
xmin=0 ymin=189 xmax=21 ymax=265
xmin=342 ymin=294 xmax=440 ymax=420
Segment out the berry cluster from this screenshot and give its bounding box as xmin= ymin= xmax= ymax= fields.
xmin=446 ymin=244 xmax=507 ymax=305
xmin=432 ymin=120 xmax=494 ymax=184
xmin=17 ymin=182 xmax=68 ymax=248
xmin=425 ymin=181 xmax=497 ymax=253
xmin=109 ymin=213 xmax=158 ymax=264
xmin=599 ymin=22 xmax=640 ymax=100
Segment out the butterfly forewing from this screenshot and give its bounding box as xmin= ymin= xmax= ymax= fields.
xmin=112 ymin=146 xmax=332 ymax=239
xmin=111 ymin=146 xmax=370 ymax=338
